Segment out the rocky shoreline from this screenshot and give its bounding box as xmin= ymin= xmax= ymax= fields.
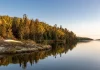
xmin=0 ymin=40 xmax=51 ymax=54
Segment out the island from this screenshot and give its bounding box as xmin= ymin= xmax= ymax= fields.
xmin=77 ymin=37 xmax=94 ymax=42
xmin=95 ymin=39 xmax=100 ymax=41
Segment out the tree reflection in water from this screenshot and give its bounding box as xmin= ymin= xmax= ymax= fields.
xmin=0 ymin=42 xmax=77 ymax=69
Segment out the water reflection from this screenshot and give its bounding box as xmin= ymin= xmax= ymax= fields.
xmin=0 ymin=42 xmax=77 ymax=69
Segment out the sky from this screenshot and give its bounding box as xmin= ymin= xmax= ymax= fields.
xmin=0 ymin=0 xmax=100 ymax=39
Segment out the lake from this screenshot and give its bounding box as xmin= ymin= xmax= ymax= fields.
xmin=0 ymin=41 xmax=100 ymax=70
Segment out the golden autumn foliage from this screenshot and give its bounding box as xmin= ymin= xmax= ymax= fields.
xmin=0 ymin=14 xmax=76 ymax=43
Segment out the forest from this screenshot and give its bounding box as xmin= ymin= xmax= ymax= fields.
xmin=0 ymin=14 xmax=76 ymax=43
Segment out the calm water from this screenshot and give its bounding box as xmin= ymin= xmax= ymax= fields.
xmin=0 ymin=41 xmax=100 ymax=70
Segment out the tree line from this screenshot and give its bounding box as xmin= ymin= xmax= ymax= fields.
xmin=0 ymin=14 xmax=76 ymax=43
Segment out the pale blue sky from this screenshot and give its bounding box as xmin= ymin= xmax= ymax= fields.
xmin=0 ymin=0 xmax=100 ymax=39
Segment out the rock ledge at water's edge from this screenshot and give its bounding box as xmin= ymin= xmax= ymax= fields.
xmin=0 ymin=39 xmax=51 ymax=54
